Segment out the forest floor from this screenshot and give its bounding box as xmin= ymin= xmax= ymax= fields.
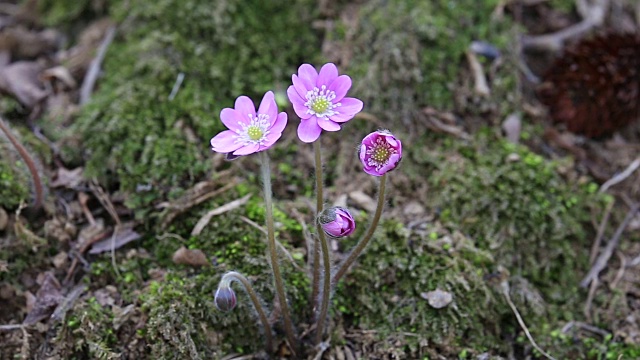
xmin=1 ymin=0 xmax=640 ymax=359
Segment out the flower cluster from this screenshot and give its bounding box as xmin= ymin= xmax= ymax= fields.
xmin=208 ymin=62 xmax=403 ymax=354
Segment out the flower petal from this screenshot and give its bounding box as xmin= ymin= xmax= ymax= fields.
xmin=234 ymin=96 xmax=256 ymax=119
xmin=287 ymin=85 xmax=312 ymax=119
xmin=297 ymin=64 xmax=318 ymax=91
xmin=317 ymin=63 xmax=338 ymax=87
xmin=210 ymin=130 xmax=242 ymax=153
xmin=317 ymin=118 xmax=341 ymax=131
xmin=232 ymin=143 xmax=259 ymax=156
xmin=257 ymin=91 xmax=277 ymax=121
xmin=269 ymin=112 xmax=288 ymax=135
xmin=331 ymin=97 xmax=363 ymax=122
xmin=328 ymin=75 xmax=352 ymax=102
xmin=220 ymin=108 xmax=245 ymax=131
xmin=292 ymin=74 xmax=310 ymax=99
xmin=297 ymin=116 xmax=322 ymax=143
xmin=261 ymin=131 xmax=283 ymax=149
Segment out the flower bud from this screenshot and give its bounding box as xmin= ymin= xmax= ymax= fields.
xmin=214 ymin=285 xmax=237 ymax=312
xmin=359 ymin=130 xmax=402 ymax=176
xmin=318 ymin=207 xmax=356 ymax=238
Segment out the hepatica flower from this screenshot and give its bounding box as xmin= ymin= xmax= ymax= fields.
xmin=210 ymin=91 xmax=287 ymax=157
xmin=318 ymin=207 xmax=356 ymax=238
xmin=359 ymin=130 xmax=402 ymax=176
xmin=287 ymin=63 xmax=363 ymax=143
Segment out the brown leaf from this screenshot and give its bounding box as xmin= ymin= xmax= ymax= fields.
xmin=88 ymin=226 xmax=141 ymax=254
xmin=0 ymin=61 xmax=46 ymax=108
xmin=50 ymin=167 xmax=84 ymax=188
xmin=172 ymin=246 xmax=210 ymax=267
xmin=0 ymin=27 xmax=60 ymax=59
xmin=23 ymin=272 xmax=63 ymax=325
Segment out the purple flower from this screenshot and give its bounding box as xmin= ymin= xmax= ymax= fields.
xmin=210 ymin=91 xmax=287 ymax=157
xmin=359 ymin=130 xmax=402 ymax=176
xmin=318 ymin=207 xmax=356 ymax=238
xmin=287 ymin=63 xmax=363 ymax=143
xmin=214 ymin=284 xmax=237 ymax=312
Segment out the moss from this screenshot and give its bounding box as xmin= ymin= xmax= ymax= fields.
xmin=333 ymin=218 xmax=507 ymax=357
xmin=428 ymin=130 xmax=606 ymax=293
xmin=0 ymin=128 xmax=32 ymax=209
xmin=73 ymin=0 xmax=321 ymax=213
xmin=328 ymin=0 xmax=515 ymax=122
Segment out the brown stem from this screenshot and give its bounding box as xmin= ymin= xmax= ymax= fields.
xmin=0 ymin=117 xmax=43 ymax=208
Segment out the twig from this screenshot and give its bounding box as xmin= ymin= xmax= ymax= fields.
xmin=80 ymin=26 xmax=116 ymax=105
xmin=168 ymin=72 xmax=185 ymax=101
xmin=521 ymin=0 xmax=609 ymax=52
xmin=0 ymin=117 xmax=43 ymax=209
xmin=589 ymin=200 xmax=614 ymax=264
xmin=501 ymin=280 xmax=557 ymax=360
xmin=561 ymin=321 xmax=610 ymax=337
xmin=191 ymin=194 xmax=252 ymax=236
xmin=580 ymin=203 xmax=640 ymax=288
xmin=599 ymin=157 xmax=640 ymax=193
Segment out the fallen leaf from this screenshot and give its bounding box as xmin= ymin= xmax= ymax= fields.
xmin=172 ymin=246 xmax=210 ymax=267
xmin=349 ymin=190 xmax=376 ymax=213
xmin=421 ymin=289 xmax=453 ymax=309
xmin=50 ymin=167 xmax=84 ymax=188
xmin=0 ymin=61 xmax=46 ymax=108
xmin=23 ymin=272 xmax=63 ymax=325
xmin=89 ymin=227 xmax=141 ymax=254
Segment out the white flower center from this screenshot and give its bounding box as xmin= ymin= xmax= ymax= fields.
xmin=366 ymin=137 xmax=397 ymax=171
xmin=235 ymin=113 xmax=270 ymax=146
xmin=305 ymin=85 xmax=341 ymax=118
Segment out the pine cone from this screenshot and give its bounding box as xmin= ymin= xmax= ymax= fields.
xmin=538 ymin=33 xmax=640 ymax=138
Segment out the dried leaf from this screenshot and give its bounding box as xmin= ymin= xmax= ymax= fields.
xmin=421 ymin=289 xmax=453 ymax=309
xmin=50 ymin=167 xmax=84 ymax=188
xmin=172 ymin=246 xmax=210 ymax=267
xmin=23 ymin=272 xmax=63 ymax=325
xmin=349 ymin=190 xmax=376 ymax=213
xmin=89 ymin=227 xmax=141 ymax=254
xmin=0 ymin=61 xmax=46 ymax=108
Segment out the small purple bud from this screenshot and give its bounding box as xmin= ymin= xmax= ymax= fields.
xmin=214 ymin=285 xmax=237 ymax=312
xmin=318 ymin=207 xmax=356 ymax=238
xmin=359 ymin=130 xmax=402 ymax=176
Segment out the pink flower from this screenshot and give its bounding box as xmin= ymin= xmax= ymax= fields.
xmin=359 ymin=130 xmax=402 ymax=176
xmin=210 ymin=91 xmax=287 ymax=157
xmin=287 ymin=63 xmax=363 ymax=143
xmin=318 ymin=207 xmax=356 ymax=238
xmin=214 ymin=284 xmax=237 ymax=312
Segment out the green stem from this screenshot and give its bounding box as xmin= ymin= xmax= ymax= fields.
xmin=221 ymin=271 xmax=274 ymax=353
xmin=259 ymin=151 xmax=297 ymax=352
xmin=333 ymin=174 xmax=387 ymax=285
xmin=313 ymin=141 xmax=332 ymax=344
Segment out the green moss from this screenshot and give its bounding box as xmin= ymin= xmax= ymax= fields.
xmin=0 ymin=130 xmax=31 ymax=209
xmin=329 ymin=0 xmax=515 ymax=121
xmin=334 ymin=218 xmax=506 ymax=356
xmin=74 ymin=0 xmax=321 ymax=213
xmin=429 ymin=131 xmax=605 ymax=293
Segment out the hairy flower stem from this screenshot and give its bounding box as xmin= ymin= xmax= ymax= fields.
xmin=333 ymin=174 xmax=387 ymax=285
xmin=310 ymin=236 xmax=320 ymax=311
xmin=259 ymin=151 xmax=297 ymax=352
xmin=220 ymin=271 xmax=274 ymax=353
xmin=313 ymin=141 xmax=332 ymax=344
